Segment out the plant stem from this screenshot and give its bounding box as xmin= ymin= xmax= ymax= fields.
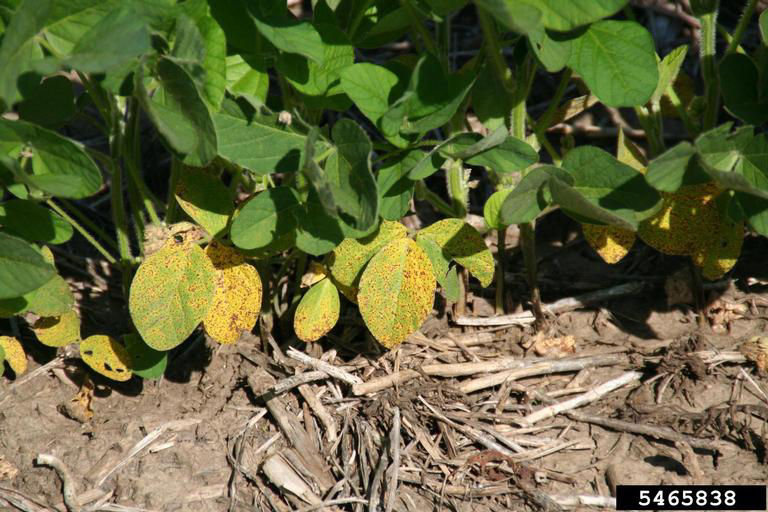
xmin=726 ymin=0 xmax=758 ymax=55
xmin=446 ymin=159 xmax=468 ymax=218
xmin=414 ymin=181 xmax=455 ymax=217
xmin=666 ymin=84 xmax=698 ymax=138
xmin=494 ymin=227 xmax=507 ymax=314
xmin=519 ymin=222 xmax=544 ymax=325
xmin=124 ymin=99 xmax=161 ymax=224
xmin=634 ymin=105 xmax=665 ymax=157
xmin=401 ymin=0 xmax=438 ymax=56
xmin=698 ymin=6 xmax=720 ymax=130
xmin=58 ymin=199 xmax=119 ymax=252
xmin=688 ymin=259 xmax=708 ymax=329
xmin=165 ymin=157 xmax=182 ymax=224
xmin=46 ymin=199 xmax=117 ymax=265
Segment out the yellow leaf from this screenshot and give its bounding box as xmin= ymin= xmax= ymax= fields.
xmin=328 ymin=220 xmax=407 ymax=302
xmin=294 ymin=279 xmax=340 ymax=342
xmin=32 ymin=310 xmax=81 ymax=347
xmin=358 ymin=238 xmax=436 ymax=348
xmin=202 ymin=242 xmax=262 ymax=344
xmin=0 ymin=336 xmax=26 ymax=375
xmin=416 ymin=219 xmax=494 ymax=287
xmin=79 ymin=335 xmax=132 ymax=382
xmin=301 ymin=261 xmax=328 ymax=288
xmin=582 ymin=224 xmax=636 ymax=264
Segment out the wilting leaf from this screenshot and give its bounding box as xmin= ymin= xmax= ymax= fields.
xmin=416 ymin=219 xmax=494 ymax=287
xmin=202 ymin=242 xmax=262 ymax=344
xmin=0 ymin=336 xmax=26 ymax=375
xmin=328 ymin=220 xmax=407 ymax=302
xmin=129 ymin=239 xmax=216 ymax=350
xmin=32 ymin=310 xmax=81 ymax=347
xmin=294 ymin=278 xmax=340 ymax=342
xmin=79 ymin=335 xmax=132 ymax=382
xmin=124 ymin=333 xmax=167 ymax=380
xmin=357 ymin=238 xmax=436 ymax=348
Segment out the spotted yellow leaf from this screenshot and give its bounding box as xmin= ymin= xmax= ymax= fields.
xmin=129 ymin=238 xmax=216 ymax=351
xmin=79 ymin=335 xmax=132 ymax=382
xmin=328 ymin=220 xmax=407 ymax=302
xmin=301 ymin=261 xmax=328 ymax=288
xmin=358 ymin=238 xmax=436 ymax=348
xmin=202 ymin=242 xmax=262 ymax=344
xmin=294 ymin=279 xmax=340 ymax=342
xmin=32 ymin=310 xmax=81 ymax=347
xmin=0 ymin=336 xmax=26 ymax=375
xmin=582 ymin=224 xmax=636 ymax=264
xmin=416 ymin=219 xmax=494 ymax=287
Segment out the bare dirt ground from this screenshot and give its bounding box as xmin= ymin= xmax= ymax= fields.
xmin=2 ymin=217 xmax=768 ymax=512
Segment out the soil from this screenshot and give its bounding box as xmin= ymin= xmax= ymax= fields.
xmin=1 ymin=221 xmax=768 ymax=512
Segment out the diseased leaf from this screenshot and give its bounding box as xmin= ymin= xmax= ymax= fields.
xmin=582 ymin=224 xmax=635 ymax=264
xmin=80 ymin=334 xmax=132 ymax=382
xmin=202 ymin=242 xmax=262 ymax=344
xmin=357 ymin=238 xmax=436 ymax=348
xmin=124 ymin=333 xmax=167 ymax=380
xmin=328 ymin=220 xmax=407 ymax=302
xmin=174 ymin=167 xmax=233 ymax=238
xmin=416 ymin=219 xmax=494 ymax=287
xmin=231 ymin=187 xmax=300 ymax=251
xmin=0 ymin=335 xmax=26 ymax=374
xmin=129 ymin=239 xmax=216 ymax=351
xmin=294 ymin=278 xmax=340 ymax=342
xmin=568 ymin=20 xmax=658 ymax=107
xmin=31 ymin=310 xmax=80 ymax=347
xmin=0 ymin=231 xmax=55 ymax=299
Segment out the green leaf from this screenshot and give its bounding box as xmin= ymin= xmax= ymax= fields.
xmin=483 ymin=188 xmax=512 ymax=229
xmin=704 ymin=134 xmax=768 ymax=201
xmin=568 ymin=20 xmax=658 ymax=107
xmin=406 ymin=144 xmax=446 ymax=180
xmin=230 ymin=187 xmax=300 ymax=251
xmin=651 ymin=45 xmax=688 ymax=105
xmin=325 ymin=119 xmax=378 ymax=233
xmin=0 ymin=119 xmax=102 ymax=198
xmin=248 ymin=3 xmax=324 ymax=63
xmin=54 ymin=7 xmax=151 ymax=73
xmin=555 ymin=146 xmax=661 ymax=229
xmin=440 ymin=131 xmax=538 ymax=174
xmin=138 ymin=58 xmax=217 ymax=167
xmin=423 ymin=0 xmax=468 ymax=16
xmin=398 ymin=54 xmax=475 ymax=134
xmin=719 ymin=53 xmax=768 ymax=125
xmin=294 ymin=278 xmax=340 ymax=342
xmin=477 ymin=0 xmax=626 ymax=33
xmin=760 ymin=9 xmax=768 ymax=46
xmin=129 ymin=240 xmax=216 ymax=351
xmin=0 ymin=199 xmax=73 ymax=244
xmin=357 ymin=238 xmax=436 ymax=348
xmin=173 ymin=3 xmax=227 ymax=109
xmin=0 ymin=0 xmax=50 ymax=108
xmin=355 ymin=7 xmax=411 ymax=48
xmin=500 ymin=165 xmax=571 ymax=224
xmin=277 ymin=21 xmax=354 ymax=106
xmin=226 ymin=54 xmax=269 ymax=106
xmin=208 ymin=0 xmax=264 ymax=53
xmin=0 ymin=231 xmax=55 ymax=299
xmin=294 ymin=189 xmax=345 ymax=256
xmin=328 ymin=220 xmax=407 ymax=301
xmin=646 ymin=142 xmax=697 ymax=192
xmin=0 ymin=245 xmax=72 ymax=316
xmin=416 ymin=218 xmax=495 ymax=287
xmin=377 ymin=152 xmax=417 ymax=221
xmin=124 ymin=332 xmax=167 ymax=380
xmin=341 ymin=63 xmax=399 ymax=124
xmin=214 ymin=100 xmax=308 ymax=175
xmin=17 ymin=75 xmax=75 ymax=128
xmin=527 ymin=27 xmax=572 ymax=72
xmin=44 ymin=0 xmax=121 ymax=54
xmin=471 ymin=61 xmax=513 ymax=130
xmin=174 ymin=167 xmax=233 ymax=237
xmin=695 ymin=124 xmax=752 ymax=172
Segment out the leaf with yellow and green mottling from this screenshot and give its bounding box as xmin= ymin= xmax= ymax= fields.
xmin=294 ymin=278 xmax=340 ymax=342
xmin=32 ymin=310 xmax=81 ymax=347
xmin=79 ymin=335 xmax=132 ymax=382
xmin=129 ymin=239 xmax=216 ymax=351
xmin=638 ymin=181 xmax=743 ymax=279
xmin=0 ymin=245 xmax=74 ymax=317
xmin=358 ymin=238 xmax=436 ymax=348
xmin=202 ymin=242 xmax=262 ymax=344
xmin=0 ymin=336 xmax=26 ymax=375
xmin=327 ymin=220 xmax=407 ymax=302
xmin=416 ymin=219 xmax=494 ymax=287
xmin=582 ymin=224 xmax=635 ymax=264
xmin=0 ymin=345 xmax=4 ymax=377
